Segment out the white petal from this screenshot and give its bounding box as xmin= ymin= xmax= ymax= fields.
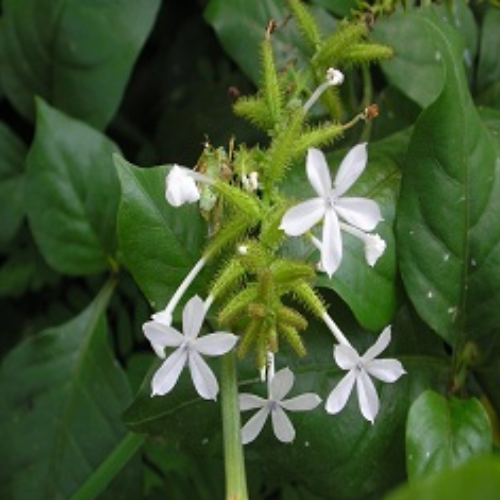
xmin=151 ymin=309 xmax=172 ymax=326
xmin=321 ymin=208 xmax=342 ymax=277
xmin=270 ymin=367 xmax=295 ymax=401
xmin=239 ymin=393 xmax=267 ymax=411
xmin=334 ymin=143 xmax=367 ymax=196
xmin=306 ymin=148 xmax=333 ymax=198
xmin=241 ymin=406 xmax=270 ymax=444
xmin=365 ymin=233 xmax=386 ymax=266
xmin=271 ymin=406 xmax=296 ymax=443
xmin=334 ymin=343 xmax=360 ymax=370
xmin=280 ymin=198 xmax=326 ymax=236
xmin=356 ymin=369 xmax=379 ymax=423
xmin=362 ymin=327 xmax=392 ymax=363
xmin=281 ymin=393 xmax=321 ymax=412
xmin=143 ymin=321 xmax=184 ymax=358
xmin=335 ymin=197 xmax=383 ymax=231
xmin=182 ymin=295 xmax=205 ymax=340
xmin=195 ymin=333 xmax=238 ymax=356
xmin=325 ymin=370 xmax=356 ymax=414
xmin=365 ymin=359 xmax=406 ymax=382
xmin=151 ymin=348 xmax=187 ymax=396
xmin=188 ymin=351 xmax=219 ymax=400
xmin=166 ymin=165 xmax=200 ymax=207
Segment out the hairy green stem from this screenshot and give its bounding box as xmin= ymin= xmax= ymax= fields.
xmin=221 ymin=351 xmax=249 ymax=500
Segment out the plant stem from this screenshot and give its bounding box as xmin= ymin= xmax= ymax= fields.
xmin=221 ymin=351 xmax=249 ymax=500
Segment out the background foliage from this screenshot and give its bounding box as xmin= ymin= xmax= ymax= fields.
xmin=1 ymin=1 xmax=500 ymax=500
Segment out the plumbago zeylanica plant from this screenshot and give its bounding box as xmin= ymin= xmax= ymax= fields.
xmin=2 ymin=0 xmax=500 ymax=500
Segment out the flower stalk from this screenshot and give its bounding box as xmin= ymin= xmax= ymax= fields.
xmin=221 ymin=351 xmax=249 ymax=500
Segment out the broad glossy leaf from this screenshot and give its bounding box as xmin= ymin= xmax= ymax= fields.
xmin=397 ymin=11 xmax=500 ymax=344
xmin=124 ymin=306 xmax=449 ymax=500
xmin=476 ymin=8 xmax=500 ymax=108
xmin=26 ymin=99 xmax=120 ymax=275
xmin=0 ymin=281 xmax=135 ymax=500
xmin=382 ymin=456 xmax=500 ymax=500
xmin=283 ymin=132 xmax=406 ymax=331
xmin=373 ymin=3 xmax=477 ymax=108
xmin=0 ymin=0 xmax=160 ymax=129
xmin=204 ymin=0 xmax=336 ymax=85
xmin=406 ymin=391 xmax=491 ymax=480
xmin=0 ymin=123 xmax=27 ymax=247
xmin=114 ymin=156 xmax=208 ymax=312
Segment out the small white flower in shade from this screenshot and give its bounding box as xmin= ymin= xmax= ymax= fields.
xmin=143 ymin=295 xmax=238 ymax=400
xmin=325 ymin=327 xmax=406 ymax=423
xmin=280 ymin=145 xmax=383 ymax=277
xmin=326 ymin=67 xmax=344 ymax=86
xmin=239 ymin=367 xmax=321 ymax=444
xmin=166 ymin=165 xmax=213 ymax=207
xmin=364 ymin=233 xmax=386 ymax=267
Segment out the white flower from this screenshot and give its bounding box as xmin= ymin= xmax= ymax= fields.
xmin=239 ymin=367 xmax=321 ymax=444
xmin=325 ymin=327 xmax=405 ymax=423
xmin=364 ymin=233 xmax=386 ymax=267
xmin=280 ymin=145 xmax=383 ymax=277
xmin=143 ymin=295 xmax=238 ymax=400
xmin=166 ymin=165 xmax=213 ymax=207
xmin=326 ymin=68 xmax=344 ymax=86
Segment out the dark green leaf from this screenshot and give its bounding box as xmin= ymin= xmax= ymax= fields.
xmin=406 ymin=391 xmax=492 ymax=480
xmin=25 ymin=99 xmax=120 ymax=275
xmin=0 ymin=0 xmax=160 ymax=129
xmin=204 ymin=0 xmax=336 ymax=85
xmin=124 ymin=307 xmax=449 ymax=500
xmin=373 ymin=3 xmax=477 ymax=108
xmin=382 ymin=456 xmax=500 ymax=500
xmin=476 ymin=8 xmax=500 ymax=108
xmin=114 ymin=156 xmax=208 ymax=312
xmin=0 ymin=122 xmax=27 ymax=247
xmin=0 ymin=281 xmax=135 ymax=500
xmin=397 ymin=11 xmax=500 ymax=344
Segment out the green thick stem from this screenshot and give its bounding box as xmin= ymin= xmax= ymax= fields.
xmin=221 ymin=351 xmax=249 ymax=500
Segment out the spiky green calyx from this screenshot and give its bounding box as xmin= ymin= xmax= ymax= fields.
xmin=339 ymin=44 xmax=394 ymax=66
xmin=265 ymin=109 xmax=305 ymax=186
xmin=314 ymin=22 xmax=369 ymax=68
xmin=204 ymin=215 xmax=255 ymax=260
xmin=259 ymin=202 xmax=288 ymax=250
xmin=276 ymin=305 xmax=308 ymax=331
xmin=237 ymin=240 xmax=270 ymax=275
xmin=271 ymin=259 xmax=316 ymax=286
xmin=218 ymin=284 xmax=260 ymax=327
xmin=212 ymin=182 xmax=261 ymax=221
xmin=233 ymin=95 xmax=274 ymax=132
xmin=294 ymin=122 xmax=344 ymax=157
xmin=291 ymin=281 xmax=327 ymax=319
xmin=261 ymin=37 xmax=283 ymax=126
xmin=278 ymin=323 xmax=306 ymax=357
xmin=285 ymin=0 xmax=322 ymax=50
xmin=209 ymin=258 xmax=246 ymax=302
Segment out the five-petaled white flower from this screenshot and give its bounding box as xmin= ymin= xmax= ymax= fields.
xmin=239 ymin=367 xmax=321 ymax=444
xmin=325 ymin=327 xmax=405 ymax=423
xmin=166 ymin=165 xmax=212 ymax=207
xmin=280 ymin=144 xmax=383 ymax=277
xmin=143 ymin=295 xmax=238 ymax=400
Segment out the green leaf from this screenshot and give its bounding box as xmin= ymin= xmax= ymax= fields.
xmin=406 ymin=391 xmax=492 ymax=480
xmin=25 ymin=99 xmax=120 ymax=275
xmin=0 ymin=122 xmax=27 ymax=247
xmin=0 ymin=280 xmax=135 ymax=500
xmin=204 ymin=0 xmax=335 ymax=85
xmin=382 ymin=456 xmax=500 ymax=500
xmin=114 ymin=156 xmax=208 ymax=312
xmin=0 ymin=0 xmax=160 ymax=129
xmin=476 ymin=8 xmax=500 ymax=108
xmin=373 ymin=3 xmax=477 ymax=108
xmin=397 ymin=11 xmax=500 ymax=344
xmin=124 ymin=306 xmax=449 ymax=500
